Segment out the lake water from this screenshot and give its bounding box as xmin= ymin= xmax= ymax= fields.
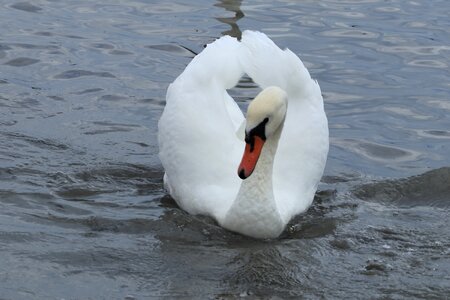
xmin=0 ymin=0 xmax=449 ymax=298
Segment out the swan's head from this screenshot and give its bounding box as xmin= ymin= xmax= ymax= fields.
xmin=238 ymin=86 xmax=288 ymax=179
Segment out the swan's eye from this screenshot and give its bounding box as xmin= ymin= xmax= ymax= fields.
xmin=245 ymin=117 xmax=269 ymax=149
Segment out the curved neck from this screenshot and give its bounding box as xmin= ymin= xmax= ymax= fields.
xmin=220 ymin=123 xmax=285 ymax=239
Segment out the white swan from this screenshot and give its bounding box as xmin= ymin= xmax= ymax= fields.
xmin=158 ymin=31 xmax=329 ymax=239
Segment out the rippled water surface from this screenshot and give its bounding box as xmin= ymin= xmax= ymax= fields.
xmin=1 ymin=0 xmax=449 ymax=298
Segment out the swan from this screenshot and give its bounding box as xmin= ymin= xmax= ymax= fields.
xmin=158 ymin=30 xmax=329 ymax=239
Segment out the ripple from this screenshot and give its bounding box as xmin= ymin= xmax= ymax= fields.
xmin=0 ymin=44 xmax=12 ymax=51
xmin=73 ymin=88 xmax=104 ymax=95
xmin=10 ymin=2 xmax=42 ymax=13
xmin=98 ymin=94 xmax=126 ymax=101
xmin=4 ymin=57 xmax=40 ymax=67
xmin=374 ymin=6 xmax=401 ymax=13
xmin=417 ymin=129 xmax=450 ymax=139
xmin=54 ymin=70 xmax=116 ymax=79
xmin=34 ymin=31 xmax=53 ymax=36
xmin=109 ymin=50 xmax=133 ymax=55
xmin=83 ymin=128 xmax=132 ymax=135
xmin=383 ymin=106 xmax=433 ymax=120
xmin=426 ymin=99 xmax=450 ymax=111
xmin=407 ymin=59 xmax=448 ymax=69
xmin=10 ymin=43 xmax=59 ymax=50
xmin=0 ymin=132 xmax=69 ymax=151
xmin=333 ymin=138 xmax=419 ymax=162
xmin=226 ymin=248 xmax=302 ymax=296
xmin=90 ymin=43 xmax=114 ymax=49
xmin=376 ymin=45 xmax=450 ymax=56
xmin=318 ymin=28 xmax=380 ymax=39
xmin=353 ymin=167 xmax=450 ymax=209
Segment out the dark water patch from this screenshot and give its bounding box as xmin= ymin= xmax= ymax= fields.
xmin=155 ymin=209 xmax=237 ymax=245
xmin=0 ymin=166 xmax=46 ymax=180
xmin=34 ymin=31 xmax=53 ymax=36
xmin=0 ymin=79 xmax=8 ymax=84
xmin=98 ymin=94 xmax=126 ymax=101
xmin=0 ymin=191 xmax=56 ymax=210
xmin=0 ymin=120 xmax=17 ymax=126
xmin=47 ymin=95 xmax=64 ymax=101
xmin=418 ymin=129 xmax=450 ymax=139
xmin=38 ymin=215 xmax=158 ymax=234
xmin=0 ymin=44 xmax=12 ymax=51
xmin=92 ymin=121 xmax=141 ymax=128
xmin=54 ymin=70 xmax=115 ymax=79
xmin=0 ymin=95 xmax=41 ymax=109
xmin=363 ymin=258 xmax=392 ymax=275
xmin=0 ymin=232 xmax=43 ymax=244
xmin=322 ymin=173 xmax=361 ymax=184
xmin=4 ymin=57 xmax=40 ymax=67
xmin=235 ymin=75 xmax=257 ymax=90
xmin=425 ymin=130 xmax=450 ymax=137
xmin=0 ymin=168 xmax=17 ymax=181
xmin=81 ymin=120 xmax=144 ymax=135
xmin=158 ymin=195 xmax=179 ymax=209
xmin=353 ymin=167 xmax=450 ymax=208
xmin=10 ymin=2 xmax=42 ymax=13
xmin=56 ymin=198 xmax=124 ymax=209
xmin=0 ymin=132 xmax=69 ymax=151
xmin=127 ymin=141 xmax=150 ymax=148
xmin=138 ymin=98 xmax=165 ymax=106
xmin=91 ymin=43 xmax=115 ymax=49
xmin=63 ymin=34 xmax=86 ymax=39
xmin=225 ymin=247 xmax=303 ymax=297
xmin=75 ymin=164 xmax=162 ymax=182
xmin=109 ymin=50 xmax=133 ymax=55
xmin=83 ymin=128 xmax=132 ymax=135
xmin=286 ymin=217 xmax=338 ymax=239
xmin=34 ymin=249 xmax=128 ymax=269
xmin=10 ymin=43 xmax=58 ymax=50
xmin=18 ymin=97 xmax=40 ymax=108
xmin=56 ymin=187 xmax=120 ymax=199
xmin=74 ymin=88 xmax=104 ymax=94
xmin=93 ymin=121 xmax=141 ymax=128
xmin=283 ymin=190 xmax=355 ymax=240
xmin=158 ymin=189 xmax=340 ymax=245
xmin=329 ymin=238 xmax=353 ymax=250
xmin=61 ymin=164 xmax=165 ymax=200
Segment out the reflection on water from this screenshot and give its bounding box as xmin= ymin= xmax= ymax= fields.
xmin=215 ymin=0 xmax=244 ymax=39
xmin=0 ymin=0 xmax=449 ymax=298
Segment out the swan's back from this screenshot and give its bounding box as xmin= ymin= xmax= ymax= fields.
xmin=158 ymin=31 xmax=329 ymax=223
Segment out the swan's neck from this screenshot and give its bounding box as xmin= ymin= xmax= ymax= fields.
xmin=220 ymin=125 xmax=284 ymax=239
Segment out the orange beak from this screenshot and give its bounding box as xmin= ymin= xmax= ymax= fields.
xmin=237 ymin=135 xmax=265 ymax=179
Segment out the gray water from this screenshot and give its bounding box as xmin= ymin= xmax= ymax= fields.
xmin=1 ymin=0 xmax=449 ymax=299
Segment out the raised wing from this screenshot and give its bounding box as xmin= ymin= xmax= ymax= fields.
xmin=158 ymin=36 xmax=245 ymax=218
xmin=239 ymin=31 xmax=329 ymax=222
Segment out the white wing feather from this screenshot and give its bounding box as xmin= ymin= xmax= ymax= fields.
xmin=158 ymin=36 xmax=245 ymax=217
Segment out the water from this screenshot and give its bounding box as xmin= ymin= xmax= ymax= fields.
xmin=1 ymin=0 xmax=449 ymax=298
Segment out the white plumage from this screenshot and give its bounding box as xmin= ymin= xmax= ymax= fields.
xmin=158 ymin=31 xmax=329 ymax=238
